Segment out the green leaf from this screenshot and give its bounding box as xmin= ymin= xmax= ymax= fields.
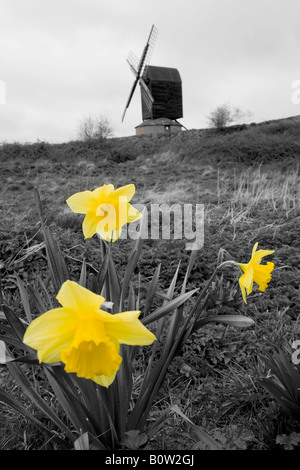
xmin=0 ymin=340 xmax=39 ymax=364
xmin=272 ymin=354 xmax=300 ymax=398
xmin=144 ymin=264 xmax=161 ymax=317
xmin=193 ymin=314 xmax=255 ymax=332
xmin=0 ymin=340 xmax=15 ymax=363
xmin=280 ymin=397 xmax=300 ymax=419
xmin=73 ymin=431 xmax=106 ymax=450
xmin=96 ymin=246 xmax=111 ymax=295
xmin=128 ymin=282 xmax=137 ymax=311
xmin=0 ymin=389 xmax=72 ymax=449
xmin=259 ymin=351 xmax=300 ymax=419
xmin=181 ymin=248 xmax=200 ymax=295
xmin=121 ymin=430 xmax=148 ymax=450
xmin=107 ymin=255 xmax=121 ymax=311
xmin=143 ymin=261 xmax=181 ymax=386
xmin=162 ymin=261 xmax=184 ymax=354
xmin=259 ymin=378 xmax=296 ymax=415
xmin=120 ymin=248 xmax=140 ymax=310
xmin=1 ymin=304 xmax=27 ymax=344
xmin=34 ymin=188 xmax=70 ymax=293
xmin=14 ymin=273 xmax=32 ymax=323
xmin=129 ymin=287 xmax=198 ymax=431
xmin=36 ymin=275 xmax=54 ymax=309
xmin=88 ymin=272 xmax=98 ymax=293
xmin=119 ymin=212 xmax=146 ymax=309
xmin=33 ymin=187 xmax=44 ymax=223
xmin=27 ymin=284 xmax=47 ymax=315
xmin=0 ymin=333 xmax=27 ymax=350
xmin=70 ymin=376 xmax=113 ymax=448
xmin=79 ymin=258 xmax=87 ymax=288
xmin=43 ymin=366 xmax=101 ymax=436
xmin=42 ymin=225 xmax=70 ymax=294
xmin=74 ymin=432 xmax=90 ymax=450
xmin=6 ymin=359 xmax=75 ymax=442
xmin=171 ymin=405 xmax=222 ymax=450
xmin=142 ymin=288 xmax=198 ymax=326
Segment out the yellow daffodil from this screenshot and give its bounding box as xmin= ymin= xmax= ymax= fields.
xmin=238 ymin=242 xmax=275 ymax=304
xmin=23 ymin=281 xmax=156 ymax=387
xmin=66 ymin=184 xmax=142 ymax=242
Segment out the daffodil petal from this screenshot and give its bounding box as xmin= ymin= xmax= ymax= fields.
xmin=127 ymin=204 xmax=143 ymax=224
xmin=240 ymin=264 xmax=253 ymax=291
xmin=238 ymin=263 xmax=248 ymax=273
xmin=96 ymin=204 xmax=118 ymax=230
xmin=56 ymin=280 xmax=105 ymax=314
xmin=105 ymin=310 xmax=156 ymax=345
xmin=251 ymin=242 xmax=259 ymax=258
xmin=93 ymin=371 xmax=118 ymax=388
xmin=238 ymin=277 xmax=247 ymax=304
xmin=82 ymin=212 xmax=102 ymax=239
xmin=238 ymin=264 xmax=254 ymax=303
xmin=23 ymin=307 xmax=77 ymax=363
xmin=96 ymin=225 xmax=123 ymax=242
xmin=66 ymin=190 xmax=99 ymax=214
xmin=109 ymin=184 xmax=136 ymax=204
xmin=252 ymin=249 xmax=275 ymax=264
xmin=92 ymin=184 xmax=114 ymax=200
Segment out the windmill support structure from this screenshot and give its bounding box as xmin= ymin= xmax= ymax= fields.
xmin=135 ymin=117 xmax=183 ymax=136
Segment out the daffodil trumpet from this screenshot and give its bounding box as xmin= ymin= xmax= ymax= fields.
xmin=237 ymin=242 xmax=275 ymax=304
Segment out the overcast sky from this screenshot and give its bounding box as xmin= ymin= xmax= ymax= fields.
xmin=1 ymin=0 xmax=300 ymax=143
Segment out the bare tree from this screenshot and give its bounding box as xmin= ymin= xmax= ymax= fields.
xmin=78 ymin=115 xmax=114 ymax=142
xmin=231 ymin=106 xmax=253 ymax=124
xmin=207 ymin=104 xmax=233 ymax=129
xmin=207 ymin=104 xmax=253 ymax=129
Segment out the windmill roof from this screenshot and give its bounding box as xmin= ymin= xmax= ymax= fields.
xmin=143 ymin=65 xmax=181 ymax=83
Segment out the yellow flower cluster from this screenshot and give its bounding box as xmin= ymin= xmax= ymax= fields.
xmin=23 ymin=183 xmax=275 ymax=386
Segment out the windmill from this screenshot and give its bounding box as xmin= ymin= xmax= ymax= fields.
xmin=122 ymin=25 xmax=184 ymax=134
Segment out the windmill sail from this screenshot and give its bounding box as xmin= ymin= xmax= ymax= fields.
xmin=122 ymin=25 xmax=158 ymax=122
xmin=127 ymin=51 xmax=139 ymax=76
xmin=121 ymin=78 xmax=140 ymax=122
xmin=139 ymin=77 xmax=154 ymax=112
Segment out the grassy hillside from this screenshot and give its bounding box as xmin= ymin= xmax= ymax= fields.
xmin=0 ymin=116 xmax=300 ymax=450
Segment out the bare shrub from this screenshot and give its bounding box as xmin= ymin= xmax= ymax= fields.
xmin=78 ymin=115 xmax=114 ymax=142
xmin=207 ymin=104 xmax=253 ymax=129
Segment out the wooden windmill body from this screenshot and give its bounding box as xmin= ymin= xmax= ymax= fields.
xmin=122 ymin=25 xmax=184 ymax=135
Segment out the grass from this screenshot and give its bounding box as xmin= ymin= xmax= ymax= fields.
xmin=0 ymin=116 xmax=300 ymax=450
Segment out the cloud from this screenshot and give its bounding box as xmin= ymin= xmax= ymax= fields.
xmin=1 ymin=0 xmax=299 ymax=142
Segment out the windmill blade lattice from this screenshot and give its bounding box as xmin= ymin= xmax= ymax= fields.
xmin=127 ymin=51 xmax=139 ymax=76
